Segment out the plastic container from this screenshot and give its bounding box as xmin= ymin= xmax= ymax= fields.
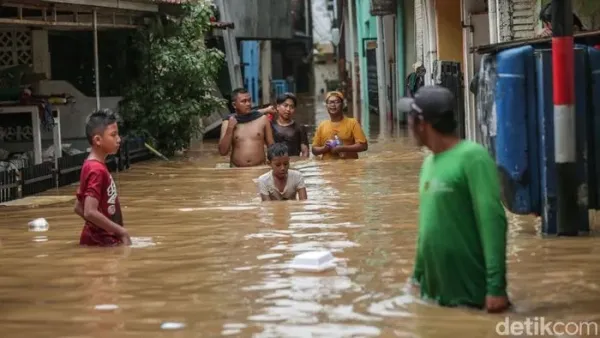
xmin=289 ymin=251 xmax=336 ymax=272
xmin=28 ymin=218 xmax=49 ymax=232
xmin=334 ymin=135 xmax=342 ymax=146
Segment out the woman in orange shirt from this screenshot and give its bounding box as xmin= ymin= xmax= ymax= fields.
xmin=311 ymin=91 xmax=368 ymax=160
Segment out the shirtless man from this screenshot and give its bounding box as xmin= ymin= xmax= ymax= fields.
xmin=218 ymin=88 xmax=275 ymax=167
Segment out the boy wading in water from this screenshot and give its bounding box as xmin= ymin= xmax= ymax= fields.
xmin=257 ymin=143 xmax=307 ymax=201
xmin=219 ymin=88 xmax=275 ymax=167
xmin=312 ymin=91 xmax=368 ymax=160
xmin=74 ymin=109 xmax=131 ymax=246
xmin=271 ymin=92 xmax=309 ymax=158
xmin=399 ymin=86 xmax=510 ymax=312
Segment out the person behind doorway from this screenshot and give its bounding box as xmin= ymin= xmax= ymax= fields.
xmin=537 ymin=2 xmax=584 ymax=38
xmin=257 ymin=143 xmax=307 ymax=201
xmin=218 ymin=88 xmax=275 ymax=167
xmin=405 ymin=62 xmax=426 ymax=98
xmin=399 ymin=85 xmax=510 ymax=313
xmin=271 ymin=92 xmax=309 ymax=158
xmin=74 ymin=109 xmax=131 ymax=246
xmin=311 ymin=91 xmax=368 ymax=160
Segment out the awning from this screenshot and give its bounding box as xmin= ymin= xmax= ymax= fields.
xmin=0 ymin=1 xmax=157 ymax=29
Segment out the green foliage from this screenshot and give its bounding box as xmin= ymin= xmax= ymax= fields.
xmin=119 ymin=0 xmax=226 ymax=156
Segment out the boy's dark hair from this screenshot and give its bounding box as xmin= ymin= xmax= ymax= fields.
xmin=267 ymin=142 xmax=289 ymax=161
xmin=85 ymin=108 xmax=118 ymax=145
xmin=539 ymin=2 xmax=583 ymax=30
xmin=276 ymin=92 xmax=297 ymax=106
xmin=231 ymin=88 xmax=249 ymax=103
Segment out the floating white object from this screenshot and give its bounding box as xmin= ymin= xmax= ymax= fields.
xmin=289 ymin=250 xmax=336 ymax=272
xmin=28 ymin=218 xmax=49 ymax=232
xmin=95 ymin=304 xmax=119 ymax=311
xmin=161 ymin=322 xmax=186 ymax=330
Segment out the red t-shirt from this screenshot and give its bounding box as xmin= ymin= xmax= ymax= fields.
xmin=76 ymin=159 xmax=124 ymax=246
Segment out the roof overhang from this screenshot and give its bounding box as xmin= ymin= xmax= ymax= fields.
xmin=0 ymin=0 xmax=163 ymax=30
xmin=39 ymin=0 xmax=159 ymax=12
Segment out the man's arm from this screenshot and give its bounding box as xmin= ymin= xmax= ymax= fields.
xmin=411 ymin=233 xmax=424 ymax=286
xmin=300 ymin=126 xmax=309 ymax=157
xmin=311 ymin=124 xmax=330 ymax=156
xmin=466 ymin=153 xmax=508 ymax=298
xmin=333 ymin=121 xmax=368 ymax=154
xmin=264 ymin=117 xmax=274 ymax=146
xmin=218 ymin=119 xmax=234 ymax=156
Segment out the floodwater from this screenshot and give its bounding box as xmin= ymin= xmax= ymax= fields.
xmin=1 ymin=97 xmax=600 ymax=338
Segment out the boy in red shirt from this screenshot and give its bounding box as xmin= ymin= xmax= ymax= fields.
xmin=74 ymin=109 xmax=131 ymax=246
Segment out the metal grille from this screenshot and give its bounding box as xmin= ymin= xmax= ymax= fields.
xmin=0 ymin=29 xmax=32 ymax=69
xmin=433 ymin=60 xmax=465 ymax=139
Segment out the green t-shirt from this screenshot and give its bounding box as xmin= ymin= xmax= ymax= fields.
xmin=412 ymin=140 xmax=508 ymax=308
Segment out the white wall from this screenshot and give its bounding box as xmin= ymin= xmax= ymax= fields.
xmin=312 ymin=0 xmax=333 ymax=44
xmin=38 ymin=80 xmax=121 ymax=140
xmin=471 ymin=13 xmax=490 ymax=72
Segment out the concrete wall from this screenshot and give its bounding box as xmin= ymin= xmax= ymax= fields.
xmin=222 ymin=0 xmax=294 ymax=39
xmin=38 ymin=81 xmax=121 ymax=141
xmin=314 ymin=62 xmax=339 ymax=95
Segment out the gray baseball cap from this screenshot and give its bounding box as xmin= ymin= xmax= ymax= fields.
xmin=398 ymin=85 xmax=455 ymax=120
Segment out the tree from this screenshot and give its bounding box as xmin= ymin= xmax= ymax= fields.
xmin=119 ymin=0 xmax=226 ymax=156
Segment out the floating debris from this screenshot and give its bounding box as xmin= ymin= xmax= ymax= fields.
xmin=160 ymin=322 xmax=186 ymax=330
xmin=289 ymin=250 xmax=336 ymax=272
xmin=28 ymin=218 xmax=49 ymax=232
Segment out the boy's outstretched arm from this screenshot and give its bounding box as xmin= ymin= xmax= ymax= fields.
xmin=83 ymin=196 xmax=131 ymax=245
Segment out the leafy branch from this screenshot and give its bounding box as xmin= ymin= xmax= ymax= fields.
xmin=119 ymin=0 xmax=226 ymax=156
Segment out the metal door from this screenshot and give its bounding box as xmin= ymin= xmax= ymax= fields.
xmin=241 ymin=40 xmax=260 ymax=106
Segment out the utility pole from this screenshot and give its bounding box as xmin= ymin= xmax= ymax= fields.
xmin=552 ymin=0 xmax=578 ymax=235
xmin=375 ymin=15 xmax=387 ymax=132
xmin=348 ymin=0 xmax=359 ymax=121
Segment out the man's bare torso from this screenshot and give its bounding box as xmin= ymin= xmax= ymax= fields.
xmin=230 ymin=115 xmax=269 ymax=167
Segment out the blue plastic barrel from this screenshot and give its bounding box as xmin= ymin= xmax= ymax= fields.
xmin=494 ymin=45 xmax=538 ymax=215
xmin=587 ymin=46 xmax=600 ymax=211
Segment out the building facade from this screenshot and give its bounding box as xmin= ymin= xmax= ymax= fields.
xmin=340 ymin=0 xmax=416 ymax=130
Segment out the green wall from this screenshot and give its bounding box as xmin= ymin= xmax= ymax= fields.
xmin=355 ymin=0 xmax=377 ymax=131
xmin=354 ymin=0 xmax=407 ymax=128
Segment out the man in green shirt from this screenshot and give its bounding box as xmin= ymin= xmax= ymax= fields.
xmin=398 ymin=85 xmax=510 ymax=313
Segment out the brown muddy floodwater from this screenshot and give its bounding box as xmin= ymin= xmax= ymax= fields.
xmin=1 ymin=105 xmax=600 ymax=337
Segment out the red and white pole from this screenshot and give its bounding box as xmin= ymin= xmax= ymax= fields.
xmin=552 ymin=0 xmax=578 ymax=235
